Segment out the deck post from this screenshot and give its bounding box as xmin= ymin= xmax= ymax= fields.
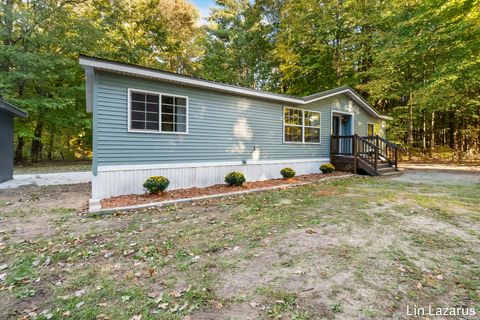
xmin=330 ymin=135 xmax=334 ymax=161
xmin=353 ymin=134 xmax=357 ymax=174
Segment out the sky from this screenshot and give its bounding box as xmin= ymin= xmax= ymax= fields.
xmin=191 ymin=0 xmax=215 ymax=23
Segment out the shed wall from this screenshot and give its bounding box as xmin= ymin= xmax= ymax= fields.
xmin=0 ymin=111 xmax=14 ymax=183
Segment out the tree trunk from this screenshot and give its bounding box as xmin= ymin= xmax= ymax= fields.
xmin=30 ymin=121 xmax=43 ymax=163
xmin=429 ymin=111 xmax=435 ymax=157
xmin=47 ymin=132 xmax=54 ymax=161
xmin=422 ymin=113 xmax=426 ymax=155
xmin=14 ymin=136 xmax=24 ymax=163
xmin=407 ymin=92 xmax=414 ymax=160
xmin=2 ymin=0 xmax=15 ymax=72
xmin=453 ymin=114 xmax=460 ymax=161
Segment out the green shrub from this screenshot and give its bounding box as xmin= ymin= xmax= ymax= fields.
xmin=280 ymin=167 xmax=296 ymax=179
xmin=143 ymin=176 xmax=170 ymax=193
xmin=225 ymin=172 xmax=246 ymax=186
xmin=320 ymin=163 xmax=335 ymax=174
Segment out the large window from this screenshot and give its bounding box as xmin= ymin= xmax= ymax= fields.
xmin=129 ymin=89 xmax=187 ymax=134
xmin=284 ymin=107 xmax=321 ymax=143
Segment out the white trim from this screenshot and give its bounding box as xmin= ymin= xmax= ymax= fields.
xmin=127 ymin=88 xmax=189 ymax=135
xmin=306 ymin=89 xmax=384 ymax=119
xmin=283 ymin=106 xmax=321 ymax=144
xmin=97 ymin=158 xmax=330 ymax=172
xmin=79 ymin=56 xmax=390 ymax=120
xmin=246 ymin=158 xmax=329 ymax=165
xmin=80 ymin=56 xmax=301 ymax=104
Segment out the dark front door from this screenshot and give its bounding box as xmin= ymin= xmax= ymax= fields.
xmin=332 ymin=115 xmax=341 ymax=153
xmin=332 ymin=115 xmax=341 ymax=136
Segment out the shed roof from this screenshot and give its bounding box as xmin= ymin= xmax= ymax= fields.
xmin=79 ymin=55 xmax=391 ymax=120
xmin=0 ymin=99 xmax=28 ymax=117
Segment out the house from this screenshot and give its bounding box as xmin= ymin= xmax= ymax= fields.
xmin=0 ymin=99 xmax=27 ymax=183
xmin=79 ymin=55 xmax=398 ymax=212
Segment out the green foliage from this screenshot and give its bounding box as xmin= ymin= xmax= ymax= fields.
xmin=0 ymin=0 xmax=201 ymax=163
xmin=2 ymin=0 xmax=479 ymax=164
xmin=280 ymin=167 xmax=296 ymax=179
xmin=143 ymin=176 xmax=170 ymax=194
xmin=225 ymin=172 xmax=246 ymax=186
xmin=320 ymin=164 xmax=335 ymax=174
xmin=200 ymin=0 xmax=281 ymax=91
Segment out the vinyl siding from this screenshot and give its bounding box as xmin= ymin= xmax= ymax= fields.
xmin=94 ymin=71 xmax=383 ymax=167
xmin=0 ymin=111 xmax=14 ymax=182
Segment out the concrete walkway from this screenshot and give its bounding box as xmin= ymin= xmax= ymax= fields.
xmin=0 ymin=171 xmax=92 ymax=189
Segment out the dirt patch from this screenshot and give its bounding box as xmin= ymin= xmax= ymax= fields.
xmin=101 ymin=172 xmax=347 ymax=209
xmin=0 ymin=214 xmax=56 ymax=243
xmin=0 ymin=183 xmax=90 ymax=243
xmin=392 ymin=169 xmax=480 ymax=185
xmin=0 ymin=183 xmax=90 ymax=214
xmin=1 ymin=169 xmax=479 ymax=319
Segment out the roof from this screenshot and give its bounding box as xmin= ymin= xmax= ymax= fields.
xmin=79 ymin=55 xmax=391 ymax=120
xmin=0 ymin=99 xmax=28 ymax=117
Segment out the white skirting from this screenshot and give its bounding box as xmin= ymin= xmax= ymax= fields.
xmin=91 ymin=158 xmax=330 ymax=205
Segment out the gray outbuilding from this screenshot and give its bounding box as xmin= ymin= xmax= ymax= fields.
xmin=0 ymin=99 xmax=27 ymax=183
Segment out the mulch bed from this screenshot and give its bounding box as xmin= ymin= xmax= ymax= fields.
xmin=101 ymin=172 xmax=348 ymax=209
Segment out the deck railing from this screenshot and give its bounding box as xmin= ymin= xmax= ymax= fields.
xmin=331 ymin=134 xmax=400 ymax=173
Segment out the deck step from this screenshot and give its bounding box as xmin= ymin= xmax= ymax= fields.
xmin=377 ymin=167 xmax=396 ymax=175
xmin=379 ymin=170 xmax=403 ymax=176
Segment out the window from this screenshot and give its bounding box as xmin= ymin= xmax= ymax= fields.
xmin=367 ymin=123 xmax=375 ymax=137
xmin=131 ymin=92 xmax=160 ymax=131
xmin=284 ymin=107 xmax=321 ymax=143
xmin=129 ymin=89 xmax=187 ymax=134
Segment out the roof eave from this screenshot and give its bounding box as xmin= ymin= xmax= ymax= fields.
xmin=79 ymin=55 xmax=392 ymax=120
xmin=0 ymin=100 xmax=28 ymax=117
xmin=79 ymin=55 xmax=303 ymax=104
xmin=304 ymin=88 xmax=389 ymax=120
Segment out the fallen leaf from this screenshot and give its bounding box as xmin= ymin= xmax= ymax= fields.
xmin=305 ymin=228 xmax=317 ymax=234
xmin=147 ymin=268 xmax=155 ymax=277
xmin=158 ymin=302 xmax=169 ymax=310
xmin=76 ymin=301 xmax=84 ymax=309
xmin=75 ymin=289 xmax=86 ymax=297
xmin=436 ymin=274 xmax=444 ymax=280
xmin=154 ymin=292 xmax=164 ymax=303
xmin=416 ymin=282 xmax=423 ymax=289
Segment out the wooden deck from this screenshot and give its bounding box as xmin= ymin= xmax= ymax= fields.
xmin=331 ymin=135 xmax=401 ymax=176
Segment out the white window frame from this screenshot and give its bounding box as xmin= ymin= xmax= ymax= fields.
xmin=283 ymin=106 xmax=321 ymax=144
xmin=127 ymin=88 xmax=189 ymax=135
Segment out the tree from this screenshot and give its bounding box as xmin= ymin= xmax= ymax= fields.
xmin=200 ymin=0 xmax=280 ymax=90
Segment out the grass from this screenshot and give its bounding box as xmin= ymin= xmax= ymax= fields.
xmin=14 ymin=160 xmax=91 ymax=174
xmin=0 ymin=174 xmax=479 ymax=319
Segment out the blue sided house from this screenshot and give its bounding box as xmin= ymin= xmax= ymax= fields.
xmin=79 ymin=55 xmax=399 ymax=211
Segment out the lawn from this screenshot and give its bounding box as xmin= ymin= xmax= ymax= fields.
xmin=14 ymin=161 xmax=91 ymax=175
xmin=0 ymin=172 xmax=479 ymax=319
